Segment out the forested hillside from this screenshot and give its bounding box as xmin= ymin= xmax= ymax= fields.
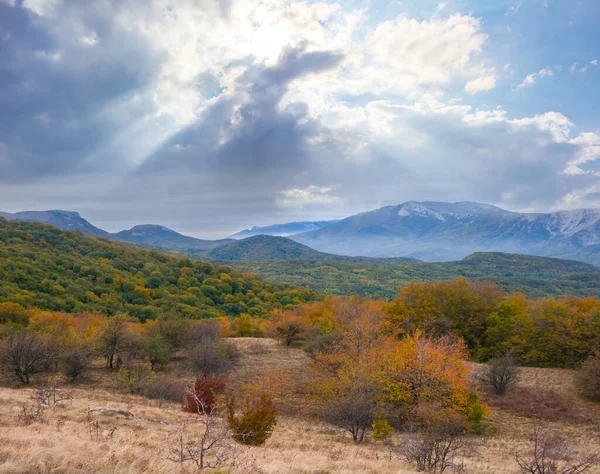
xmin=0 ymin=219 xmax=317 ymax=320
xmin=229 ymin=252 xmax=600 ymax=299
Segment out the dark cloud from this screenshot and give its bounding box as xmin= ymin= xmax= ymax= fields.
xmin=0 ymin=1 xmax=162 ymax=183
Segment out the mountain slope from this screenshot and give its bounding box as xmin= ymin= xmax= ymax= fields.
xmin=229 ymin=251 xmax=600 ymax=299
xmin=116 ymin=224 xmax=232 ymax=251
xmin=292 ymin=201 xmax=600 ymax=264
xmin=205 ymin=235 xmax=419 ymax=263
xmin=1 ymin=210 xmax=111 ymax=238
xmin=0 ymin=219 xmax=316 ymax=319
xmin=230 ymin=220 xmax=338 ymax=239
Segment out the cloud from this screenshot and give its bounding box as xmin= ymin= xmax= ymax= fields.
xmin=464 ymin=75 xmax=496 ymax=94
xmin=0 ymin=0 xmax=599 ymax=235
xmin=514 ymin=68 xmax=554 ymax=90
xmin=591 ymin=60 xmax=598 ymax=66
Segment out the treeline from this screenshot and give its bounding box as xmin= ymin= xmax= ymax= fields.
xmin=0 ymin=303 xmax=253 ymax=384
xmin=272 ymin=279 xmax=600 ymax=368
xmin=0 ymin=219 xmax=317 ymax=320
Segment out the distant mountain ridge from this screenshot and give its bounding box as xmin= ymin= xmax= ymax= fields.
xmin=0 ymin=210 xmax=111 ymax=238
xmin=116 ymin=224 xmax=231 ymax=251
xmin=0 ymin=210 xmax=229 ymax=252
xmin=230 ymin=220 xmax=338 ymax=239
xmin=3 ymin=201 xmax=600 ymax=266
xmin=206 ymin=235 xmax=418 ymax=263
xmin=291 ymin=201 xmax=600 ymax=265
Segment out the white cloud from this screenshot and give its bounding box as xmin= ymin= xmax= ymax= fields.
xmin=22 ymin=0 xmax=62 ymax=17
xmin=366 ymin=14 xmax=488 ymax=86
xmin=591 ymin=60 xmax=598 ymax=66
xmin=277 ymin=185 xmax=339 ymax=207
xmin=465 ymin=75 xmax=496 ymax=94
xmin=79 ymin=35 xmax=98 ymax=46
xmin=514 ymin=68 xmax=553 ymax=90
xmin=34 ymin=50 xmax=63 ymax=62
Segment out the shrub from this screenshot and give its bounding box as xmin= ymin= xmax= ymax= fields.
xmin=576 ymin=353 xmax=600 ymax=402
xmin=0 ymin=330 xmax=52 ymax=384
xmin=145 ymin=376 xmax=184 ymax=406
xmin=372 ymin=419 xmax=393 ymax=441
xmin=400 ymin=404 xmax=474 ymax=473
xmin=480 ymin=351 xmax=520 ymax=395
xmin=319 ymin=372 xmax=379 ymax=444
xmin=189 ymin=339 xmax=235 ymax=378
xmin=515 ymin=424 xmax=599 ymax=474
xmin=226 ymin=392 xmax=277 ymax=446
xmin=62 ymin=348 xmax=90 ymax=379
xmin=147 ymin=335 xmax=173 ymax=370
xmin=183 ymin=376 xmax=226 ymax=413
xmin=117 ymin=361 xmax=155 ymax=394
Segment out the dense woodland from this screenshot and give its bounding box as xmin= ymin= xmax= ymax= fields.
xmin=0 ymin=219 xmax=317 ymax=321
xmin=228 ymin=253 xmax=600 ymax=300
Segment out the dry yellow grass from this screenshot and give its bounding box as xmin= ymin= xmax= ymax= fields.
xmin=0 ymin=338 xmax=598 ymax=474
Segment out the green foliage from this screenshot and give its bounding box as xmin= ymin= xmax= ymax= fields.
xmin=117 ymin=362 xmax=155 ymax=394
xmin=372 ymin=419 xmax=393 ymax=441
xmin=226 ymin=392 xmax=277 ymax=446
xmin=228 ymin=252 xmax=600 ymax=300
xmin=147 ymin=335 xmax=172 ymax=370
xmin=0 ymin=219 xmax=317 ymax=320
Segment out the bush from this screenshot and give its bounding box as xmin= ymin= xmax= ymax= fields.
xmin=576 ymin=353 xmax=600 ymax=401
xmin=62 ymin=348 xmax=90 ymax=379
xmin=480 ymin=352 xmax=520 ymax=395
xmin=515 ymin=424 xmax=599 ymax=474
xmin=183 ymin=376 xmax=226 ymax=413
xmin=0 ymin=330 xmax=52 ymax=384
xmin=372 ymin=419 xmax=393 ymax=441
xmin=400 ymin=404 xmax=474 ymax=473
xmin=145 ymin=376 xmax=184 ymax=406
xmin=226 ymin=392 xmax=277 ymax=446
xmin=117 ymin=361 xmax=155 ymax=394
xmin=189 ymin=338 xmax=235 ymax=378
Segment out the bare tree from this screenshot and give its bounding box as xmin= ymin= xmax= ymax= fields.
xmin=166 ymin=390 xmax=234 ymax=471
xmin=515 ymin=424 xmax=600 ymax=474
xmin=481 ymin=351 xmax=521 ymax=395
xmin=0 ymin=330 xmax=52 ymax=384
xmin=33 ymin=378 xmax=73 ymax=407
xmin=399 ymin=405 xmax=478 ymax=474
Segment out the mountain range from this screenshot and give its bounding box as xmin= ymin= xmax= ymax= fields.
xmin=290 ymin=201 xmax=600 ymax=265
xmin=2 ymin=201 xmax=600 ymax=265
xmin=230 ymin=220 xmax=338 ymax=239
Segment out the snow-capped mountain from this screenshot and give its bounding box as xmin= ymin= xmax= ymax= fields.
xmin=291 ymin=201 xmax=600 ymax=264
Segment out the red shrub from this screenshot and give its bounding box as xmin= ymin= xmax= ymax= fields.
xmin=183 ymin=376 xmax=226 ymax=413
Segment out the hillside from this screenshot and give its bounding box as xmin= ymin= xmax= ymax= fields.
xmin=0 ymin=218 xmax=316 ymax=320
xmin=292 ymin=201 xmax=600 ymax=264
xmin=205 ymin=234 xmax=418 ymax=263
xmin=228 ymin=252 xmax=600 ymax=299
xmin=1 ymin=338 xmax=599 ymax=473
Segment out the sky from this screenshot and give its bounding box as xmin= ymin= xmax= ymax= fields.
xmin=0 ymin=0 xmax=599 ymax=238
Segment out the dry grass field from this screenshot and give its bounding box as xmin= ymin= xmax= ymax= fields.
xmin=0 ymin=338 xmax=599 ymax=474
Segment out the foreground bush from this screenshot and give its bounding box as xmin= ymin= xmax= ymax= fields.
xmin=515 ymin=424 xmax=599 ymax=474
xmin=0 ymin=330 xmax=52 ymax=384
xmin=226 ymin=392 xmax=277 ymax=446
xmin=183 ymin=376 xmax=226 ymax=413
xmin=399 ymin=404 xmax=474 ymax=473
xmin=576 ymin=353 xmax=600 ymax=401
